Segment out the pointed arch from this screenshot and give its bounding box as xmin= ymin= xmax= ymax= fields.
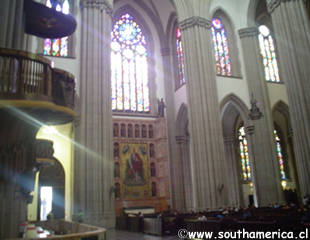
xmin=220 ymin=94 xmax=250 ymax=207
xmin=112 ymin=4 xmax=157 ymax=114
xmin=131 ymin=0 xmax=167 ymax=48
xmin=211 ymin=8 xmax=241 ymax=77
xmin=272 ymin=101 xmax=299 ymax=190
xmin=247 ymin=0 xmax=260 ymax=27
xmin=220 ymin=94 xmax=249 ymax=137
xmin=166 ymin=12 xmax=186 ymax=90
xmin=272 ymin=100 xmax=291 ymax=133
xmin=39 ymin=159 xmax=65 ymax=220
xmin=176 ymin=103 xmax=189 ymax=136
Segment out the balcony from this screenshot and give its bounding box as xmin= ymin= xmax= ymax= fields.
xmin=0 ymin=48 xmax=76 ymax=124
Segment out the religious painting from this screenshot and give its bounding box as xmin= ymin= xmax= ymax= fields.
xmin=120 ymin=143 xmax=149 ymax=198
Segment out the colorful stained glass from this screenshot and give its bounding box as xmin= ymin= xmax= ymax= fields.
xmin=176 ymin=27 xmax=185 ymax=85
xmin=239 ymin=126 xmax=251 ymax=181
xmin=274 ymin=130 xmax=286 ymax=180
xmin=111 ymin=14 xmax=149 ymax=112
xmin=43 ymin=39 xmax=52 ymax=55
xmin=43 ymin=0 xmax=70 ymax=57
xmin=258 ymin=25 xmax=280 ymax=82
xmin=211 ymin=18 xmax=232 ymax=76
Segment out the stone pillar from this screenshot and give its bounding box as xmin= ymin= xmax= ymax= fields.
xmin=244 ymin=125 xmax=259 ymax=206
xmin=160 ymin=47 xmax=180 ymax=211
xmin=238 ymin=27 xmax=283 ymax=206
xmin=267 ymin=0 xmax=310 ymax=196
xmin=0 ymin=0 xmax=25 ymax=50
xmin=176 ymin=135 xmax=193 ymax=211
xmin=287 ymin=130 xmax=301 ymax=196
xmin=0 ymin=112 xmax=39 ymax=239
xmin=223 ymin=137 xmax=242 ymax=208
xmin=179 ymin=17 xmax=228 ymax=210
xmin=74 ymin=0 xmax=115 ymax=228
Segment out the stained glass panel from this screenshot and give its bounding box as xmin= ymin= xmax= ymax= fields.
xmin=111 ymin=14 xmax=149 ymax=113
xmin=176 ymin=27 xmax=185 ymax=85
xmin=43 ymin=0 xmax=70 ymax=57
xmin=43 ymin=39 xmax=52 ymax=55
xmin=258 ymin=25 xmax=280 ymax=82
xmin=274 ymin=130 xmax=286 ymax=180
xmin=211 ymin=18 xmax=232 ymax=76
xmin=239 ymin=126 xmax=251 ymax=181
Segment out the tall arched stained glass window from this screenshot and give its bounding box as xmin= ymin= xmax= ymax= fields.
xmin=211 ymin=18 xmax=232 ymax=76
xmin=238 ymin=126 xmax=251 ymax=181
xmin=43 ymin=0 xmax=70 ymax=57
xmin=274 ymin=129 xmax=286 ymax=180
xmin=258 ymin=25 xmax=280 ymax=82
xmin=111 ymin=14 xmax=149 ymax=112
xmin=176 ymin=27 xmax=185 ymax=85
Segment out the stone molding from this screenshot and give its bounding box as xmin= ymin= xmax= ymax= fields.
xmin=245 ymin=125 xmax=255 ymax=135
xmin=267 ymin=0 xmax=306 ymax=14
xmin=175 ymin=135 xmax=189 ymax=144
xmin=81 ymin=0 xmax=113 ymax=16
xmin=179 ymin=16 xmax=211 ymax=31
xmin=223 ymin=136 xmax=236 ymax=144
xmin=238 ymin=27 xmax=258 ymax=39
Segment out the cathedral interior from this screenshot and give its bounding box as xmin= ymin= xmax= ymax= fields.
xmin=0 ymin=0 xmax=310 ymax=239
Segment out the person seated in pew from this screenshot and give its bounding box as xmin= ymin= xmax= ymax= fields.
xmin=301 ymin=208 xmax=310 ymax=223
xmin=234 ymin=207 xmax=240 ymax=212
xmin=242 ymin=208 xmax=252 ymax=220
xmin=222 ymin=208 xmax=229 ymax=215
xmin=197 ymin=213 xmax=207 ymax=221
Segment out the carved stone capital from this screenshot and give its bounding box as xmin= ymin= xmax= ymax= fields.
xmin=288 ymin=128 xmax=294 ymax=139
xmin=81 ymin=0 xmax=113 ymax=16
xmin=179 ymin=16 xmax=212 ymax=31
xmin=238 ymin=27 xmax=259 ymax=39
xmin=245 ymin=125 xmax=255 ymax=135
xmin=267 ymin=0 xmax=281 ymax=14
xmin=175 ymin=135 xmax=189 ymax=144
xmin=267 ymin=0 xmax=306 ymax=14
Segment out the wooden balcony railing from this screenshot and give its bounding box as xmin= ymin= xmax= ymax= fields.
xmin=0 ymin=48 xmax=75 ymax=109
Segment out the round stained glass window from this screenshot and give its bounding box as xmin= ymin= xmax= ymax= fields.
xmin=113 ymin=14 xmax=143 ymax=46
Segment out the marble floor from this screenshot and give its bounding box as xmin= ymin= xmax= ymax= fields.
xmin=112 ymin=231 xmax=179 ymax=240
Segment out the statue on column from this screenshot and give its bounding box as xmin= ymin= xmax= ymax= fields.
xmin=157 ymin=98 xmax=166 ymax=117
xmin=249 ymin=94 xmax=263 ymax=120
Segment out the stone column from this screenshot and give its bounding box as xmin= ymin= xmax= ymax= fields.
xmin=287 ymin=130 xmax=301 ymax=196
xmin=267 ymin=0 xmax=310 ymax=196
xmin=160 ymin=47 xmax=180 ymax=211
xmin=238 ymin=27 xmax=283 ymax=206
xmin=0 ymin=0 xmax=25 ymax=50
xmin=223 ymin=137 xmax=242 ymax=208
xmin=176 ymin=135 xmax=193 ymax=211
xmin=74 ymin=0 xmax=115 ymax=228
xmin=179 ymin=17 xmax=228 ymax=210
xmin=0 ymin=112 xmax=39 ymax=239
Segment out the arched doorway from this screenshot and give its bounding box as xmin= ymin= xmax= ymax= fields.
xmin=38 ymin=160 xmax=65 ymax=220
xmin=272 ymin=101 xmax=300 ymax=203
